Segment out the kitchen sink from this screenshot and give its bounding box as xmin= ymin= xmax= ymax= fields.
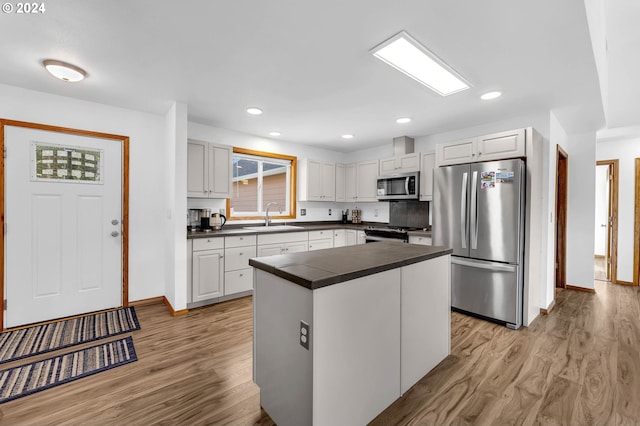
xmin=243 ymin=225 xmax=305 ymax=232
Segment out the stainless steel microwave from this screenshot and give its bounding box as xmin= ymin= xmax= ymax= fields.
xmin=376 ymin=172 xmax=420 ymax=200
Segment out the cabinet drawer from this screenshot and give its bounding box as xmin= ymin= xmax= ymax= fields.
xmin=308 ymin=238 xmax=333 ymax=251
xmin=258 ymin=231 xmax=308 ymax=245
xmin=308 ymin=229 xmax=332 ymax=240
xmin=409 ymin=236 xmax=432 ymax=246
xmin=224 ymin=269 xmax=254 ymax=295
xmin=193 ymin=237 xmax=224 ymax=251
xmin=225 ymin=246 xmax=257 ymax=271
xmin=225 ymin=234 xmax=257 ymax=248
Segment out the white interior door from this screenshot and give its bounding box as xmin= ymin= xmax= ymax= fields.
xmin=4 ymin=126 xmax=122 ymax=328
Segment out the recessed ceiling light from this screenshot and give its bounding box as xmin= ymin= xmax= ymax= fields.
xmin=269 ymin=131 xmax=281 ymax=137
xmin=371 ymin=31 xmax=470 ymax=96
xmin=480 ymin=91 xmax=502 ymax=100
xmin=246 ymin=107 xmax=263 ymax=115
xmin=396 ymin=117 xmax=412 ymax=124
xmin=342 ymin=134 xmax=354 ymax=139
xmin=42 ymin=59 xmax=87 ymax=82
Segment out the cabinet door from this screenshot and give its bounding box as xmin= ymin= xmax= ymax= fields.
xmin=356 ymin=230 xmax=366 ymax=245
xmin=285 ymin=241 xmax=309 ymax=253
xmin=309 ymin=238 xmax=333 ymax=251
xmin=209 ymin=144 xmax=232 ymax=198
xmin=345 ymin=229 xmax=357 ymax=246
xmin=192 ymin=249 xmax=224 ymax=301
xmin=345 ymin=163 xmax=357 ymax=201
xmin=436 ymin=138 xmax=476 ymax=166
xmin=379 ymin=157 xmax=397 ymax=175
xmin=357 ymin=160 xmax=379 ymax=202
xmin=321 ymin=162 xmax=336 ymax=200
xmin=257 ymin=244 xmax=284 ymax=257
xmin=420 ymin=152 xmax=436 ymax=201
xmin=187 ymin=140 xmax=209 ymax=198
xmin=335 ymin=164 xmax=346 ymax=202
xmin=476 ymin=128 xmax=525 ymax=161
xmin=333 ymin=229 xmax=346 ymax=247
xmin=307 ymin=160 xmax=324 ymax=201
xmin=397 ymin=153 xmax=420 ymax=172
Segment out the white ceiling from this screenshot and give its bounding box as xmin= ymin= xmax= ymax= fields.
xmin=0 ymin=0 xmax=626 ymax=152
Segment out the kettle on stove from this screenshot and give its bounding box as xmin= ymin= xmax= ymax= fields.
xmin=211 ymin=212 xmax=227 ymax=230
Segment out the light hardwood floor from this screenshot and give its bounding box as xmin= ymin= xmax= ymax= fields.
xmin=1 ymin=280 xmax=638 ymax=425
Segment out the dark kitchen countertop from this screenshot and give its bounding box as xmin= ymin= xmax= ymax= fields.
xmin=186 ymin=221 xmax=391 ymax=239
xmin=249 ymin=241 xmax=451 ymax=290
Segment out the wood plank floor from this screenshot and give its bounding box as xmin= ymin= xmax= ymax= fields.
xmin=1 ymin=280 xmax=639 ymax=425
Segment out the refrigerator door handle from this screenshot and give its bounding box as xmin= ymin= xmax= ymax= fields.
xmin=470 ymin=171 xmax=478 ymax=249
xmin=452 ymin=257 xmax=517 ymax=273
xmin=461 ymin=172 xmax=468 ymax=249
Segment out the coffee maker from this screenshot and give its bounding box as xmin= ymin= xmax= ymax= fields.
xmin=200 ymin=208 xmax=212 ymax=230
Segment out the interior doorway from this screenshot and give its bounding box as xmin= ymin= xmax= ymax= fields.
xmin=594 ymin=160 xmax=619 ymax=283
xmin=555 ymin=146 xmax=568 ymax=289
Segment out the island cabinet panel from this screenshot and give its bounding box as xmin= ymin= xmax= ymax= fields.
xmin=400 ymin=255 xmax=451 ymax=394
xmin=254 ymin=270 xmax=313 ymax=426
xmin=313 ymin=269 xmax=401 ymax=426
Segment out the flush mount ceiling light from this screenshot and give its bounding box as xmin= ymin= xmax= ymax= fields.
xmin=371 ymin=31 xmax=470 ymax=96
xmin=246 ymin=107 xmax=263 ymax=115
xmin=42 ymin=59 xmax=87 ymax=82
xmin=396 ymin=117 xmax=412 ymax=124
xmin=342 ymin=134 xmax=354 ymax=139
xmin=269 ymin=131 xmax=281 ymax=137
xmin=480 ymin=91 xmax=502 ymax=100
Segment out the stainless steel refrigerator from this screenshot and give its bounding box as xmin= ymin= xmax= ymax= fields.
xmin=433 ymin=158 xmax=525 ymax=329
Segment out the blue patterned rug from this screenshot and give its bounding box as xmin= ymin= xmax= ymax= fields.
xmin=0 ymin=307 xmax=140 ymax=365
xmin=0 ymin=336 xmax=137 ymax=404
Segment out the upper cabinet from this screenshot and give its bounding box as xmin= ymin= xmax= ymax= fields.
xmin=187 ymin=140 xmax=232 ymax=198
xmin=379 ymin=152 xmax=420 ymax=175
xmin=436 ymin=128 xmax=526 ymax=166
xmin=335 ymin=163 xmax=346 ymax=202
xmin=299 ymin=159 xmax=336 ymax=201
xmin=345 ymin=160 xmax=379 ymax=202
xmin=419 ymin=152 xmax=436 ymax=201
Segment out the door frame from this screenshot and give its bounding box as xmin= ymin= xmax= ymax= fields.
xmin=0 ymin=119 xmax=130 ymax=330
xmin=634 ymin=158 xmax=640 ymax=286
xmin=596 ymin=159 xmax=619 ymax=284
xmin=554 ymin=145 xmax=568 ymax=289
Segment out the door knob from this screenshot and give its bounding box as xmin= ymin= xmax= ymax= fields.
xmin=111 ymin=231 xmax=120 ymax=237
xmin=111 ymin=219 xmax=119 ymax=225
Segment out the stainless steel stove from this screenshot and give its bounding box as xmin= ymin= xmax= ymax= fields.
xmin=364 ymin=200 xmax=430 ymax=243
xmin=364 ymin=226 xmax=413 ymax=243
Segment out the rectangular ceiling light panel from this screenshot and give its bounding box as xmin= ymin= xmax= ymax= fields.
xmin=371 ymin=31 xmax=470 ymax=96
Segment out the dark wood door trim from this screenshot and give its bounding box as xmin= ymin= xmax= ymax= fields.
xmin=0 ymin=119 xmax=130 ymax=330
xmin=634 ymin=158 xmax=640 ymax=286
xmin=555 ymin=145 xmax=568 ymax=289
xmin=596 ymin=159 xmax=619 ymax=284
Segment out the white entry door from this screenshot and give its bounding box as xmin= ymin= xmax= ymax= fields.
xmin=4 ymin=126 xmax=122 ymax=328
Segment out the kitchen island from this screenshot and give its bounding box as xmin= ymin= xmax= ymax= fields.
xmin=249 ymin=242 xmax=452 ymax=426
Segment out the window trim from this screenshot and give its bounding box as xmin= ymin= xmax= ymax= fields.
xmin=226 ymin=147 xmax=297 ymax=221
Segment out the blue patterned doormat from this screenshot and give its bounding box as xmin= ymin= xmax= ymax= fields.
xmin=0 ymin=336 xmax=137 ymax=404
xmin=0 ymin=307 xmax=140 ymax=365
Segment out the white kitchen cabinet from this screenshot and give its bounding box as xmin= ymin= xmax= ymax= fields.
xmin=187 ymin=140 xmax=232 ymax=198
xmin=335 ymin=163 xmax=346 ymax=202
xmin=345 ymin=229 xmax=366 ymax=246
xmin=333 ymin=229 xmax=346 ymax=247
xmin=257 ymin=231 xmax=309 ymax=256
xmin=436 ymin=128 xmax=526 ymax=166
xmin=308 ymin=229 xmax=333 ymax=251
xmin=299 ymin=159 xmax=335 ymax=201
xmin=344 ymin=160 xmax=379 ymax=202
xmin=224 ymin=235 xmax=256 ymax=296
xmin=419 ymin=151 xmax=436 ymax=201
xmin=408 ymin=235 xmax=432 ymax=245
xmin=379 ymin=152 xmax=420 ymax=175
xmin=192 ymin=248 xmax=224 ymax=302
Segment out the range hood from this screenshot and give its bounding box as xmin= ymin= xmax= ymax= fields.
xmin=393 ymin=136 xmax=415 ymax=155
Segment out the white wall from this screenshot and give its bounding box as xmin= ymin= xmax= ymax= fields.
xmin=0 ymin=84 xmax=168 ymax=302
xmin=594 ymin=165 xmax=609 ymax=256
xmin=596 ymin=133 xmax=640 ymax=283
xmin=565 ymin=131 xmax=597 ymax=289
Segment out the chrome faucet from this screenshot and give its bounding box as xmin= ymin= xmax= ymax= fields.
xmin=265 ymin=202 xmax=281 ymax=226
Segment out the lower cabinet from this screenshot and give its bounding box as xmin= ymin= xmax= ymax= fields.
xmin=408 ymin=235 xmax=432 ymax=246
xmin=257 ymin=232 xmax=309 ymax=256
xmin=224 ymin=235 xmax=257 ymax=296
xmin=192 ymin=238 xmax=225 ymax=302
xmin=333 ymin=229 xmax=346 ymax=247
xmin=345 ymin=229 xmax=366 ymax=246
xmin=308 ymin=230 xmax=333 ymax=251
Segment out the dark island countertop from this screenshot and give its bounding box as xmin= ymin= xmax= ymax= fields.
xmin=249 ymin=241 xmax=451 ymax=290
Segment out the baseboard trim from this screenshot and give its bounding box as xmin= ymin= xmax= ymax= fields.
xmin=614 ymin=280 xmax=635 ymax=286
xmin=566 ymin=284 xmax=596 ymax=294
xmin=540 ymin=299 xmax=556 ymax=315
xmin=162 ymin=296 xmax=189 ymax=317
xmin=129 ymin=296 xmax=164 ymax=307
